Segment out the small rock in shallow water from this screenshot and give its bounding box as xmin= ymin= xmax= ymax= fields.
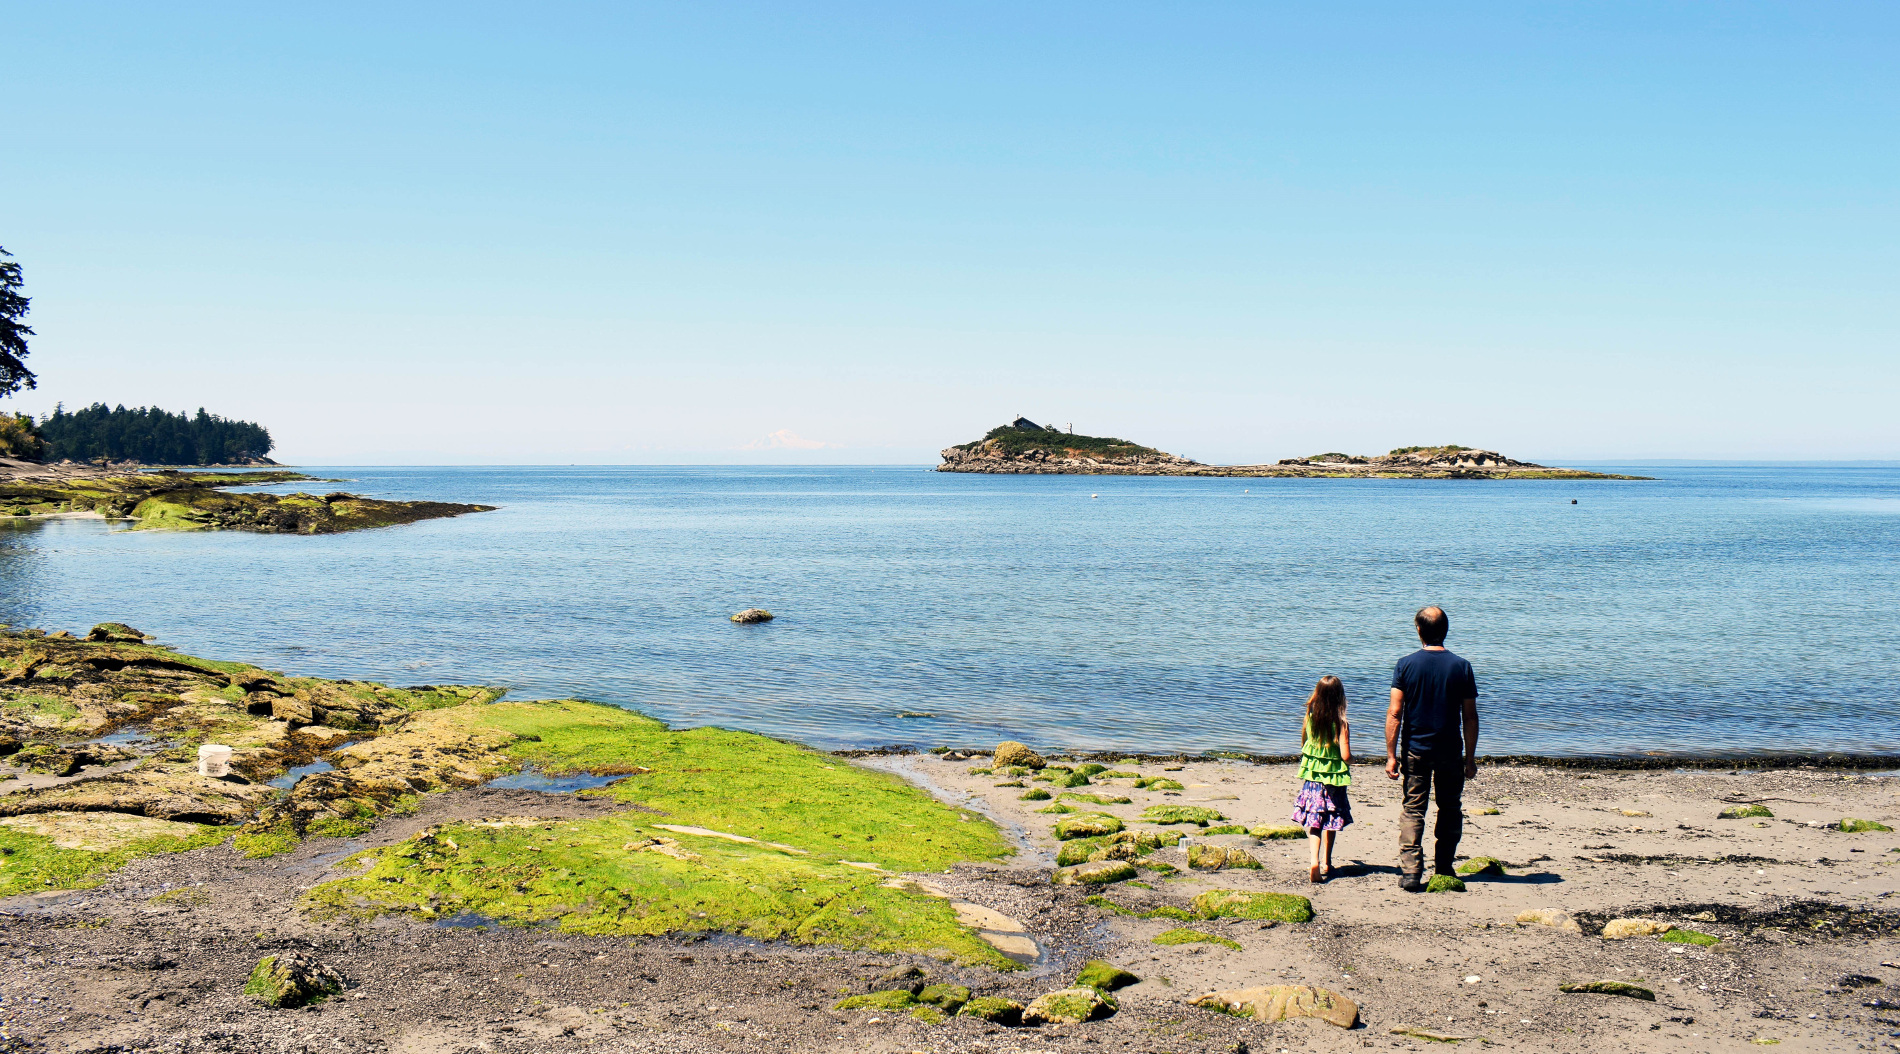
xmin=993 ymin=740 xmax=1046 ymax=769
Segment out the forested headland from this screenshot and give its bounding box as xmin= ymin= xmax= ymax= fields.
xmin=33 ymin=403 xmax=274 ymax=465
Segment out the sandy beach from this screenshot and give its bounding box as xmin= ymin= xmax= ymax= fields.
xmin=3 ymin=749 xmax=1894 ymax=1054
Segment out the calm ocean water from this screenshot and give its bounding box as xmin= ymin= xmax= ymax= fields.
xmin=1 ymin=464 xmax=1895 ymax=759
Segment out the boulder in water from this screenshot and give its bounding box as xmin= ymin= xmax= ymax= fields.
xmin=730 ymin=608 xmax=774 ymax=624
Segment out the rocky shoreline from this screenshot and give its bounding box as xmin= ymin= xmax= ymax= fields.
xmin=0 ymin=465 xmax=493 ymax=533
xmin=0 ymin=626 xmax=1893 ymax=1053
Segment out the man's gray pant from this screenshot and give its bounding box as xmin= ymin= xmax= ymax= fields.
xmin=1399 ymin=751 xmax=1465 ymax=878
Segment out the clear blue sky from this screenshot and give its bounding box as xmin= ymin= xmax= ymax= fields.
xmin=5 ymin=3 xmax=1895 ymax=463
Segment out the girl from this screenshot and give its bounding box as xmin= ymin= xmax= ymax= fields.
xmin=1290 ymin=675 xmax=1353 ymax=883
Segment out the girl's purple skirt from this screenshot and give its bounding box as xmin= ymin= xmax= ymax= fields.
xmin=1290 ymin=780 xmax=1353 ymax=832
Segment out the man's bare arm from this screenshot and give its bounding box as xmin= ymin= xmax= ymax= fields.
xmin=1461 ymin=697 xmax=1479 ymax=779
xmin=1384 ymin=688 xmax=1404 ymax=779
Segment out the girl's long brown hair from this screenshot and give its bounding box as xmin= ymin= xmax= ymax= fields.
xmin=1304 ymin=675 xmax=1347 ymax=748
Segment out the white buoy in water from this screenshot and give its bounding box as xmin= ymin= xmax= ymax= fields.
xmin=1090 ymin=494 xmax=1098 ymax=499
xmin=197 ymin=744 xmax=233 ymax=778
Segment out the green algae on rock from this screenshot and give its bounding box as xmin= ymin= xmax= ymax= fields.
xmin=1140 ymin=805 xmax=1224 ymax=826
xmin=1249 ymin=824 xmax=1306 ymax=840
xmin=243 ymin=953 xmax=344 ymax=1008
xmin=993 ymin=741 xmax=1045 ymax=769
xmin=1060 ymin=792 xmax=1132 ymax=805
xmin=1022 ymin=986 xmax=1116 ymax=1024
xmin=834 ymin=989 xmax=916 ymax=1011
xmin=1019 ymin=789 xmax=1052 ymax=801
xmin=916 ymin=983 xmax=971 ymax=1013
xmin=1425 ymin=874 xmax=1466 ymax=893
xmin=1074 ymin=960 xmax=1139 ymax=992
xmin=1719 ymin=804 xmax=1773 ymax=819
xmin=1456 ymin=856 xmax=1508 ymax=876
xmin=1051 ymin=860 xmax=1137 ymax=886
xmin=1153 ymin=927 xmax=1241 ymax=951
xmin=307 ymin=700 xmax=1019 ymax=968
xmin=957 ymin=996 xmax=1025 ymax=1024
xmin=1839 ymin=818 xmax=1893 ymax=833
xmin=0 ymin=469 xmax=493 ymax=534
xmin=1193 ymin=890 xmax=1314 ymax=923
xmin=1660 ymin=928 xmax=1720 ymax=946
xmin=1053 ymin=813 xmax=1124 ymax=839
xmin=1135 ymin=777 xmax=1184 ymax=791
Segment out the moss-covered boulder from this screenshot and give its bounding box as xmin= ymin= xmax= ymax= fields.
xmin=1187 ymin=844 xmax=1260 ymax=871
xmin=994 ymin=741 xmax=1046 ymax=769
xmin=1559 ymin=980 xmax=1655 ymax=1000
xmin=1052 ymin=860 xmax=1138 ymax=886
xmin=1109 ymin=829 xmax=1179 ymax=852
xmin=1250 ymin=823 xmax=1309 ymax=840
xmin=729 ymin=608 xmax=774 ymax=624
xmin=1072 ymin=763 xmax=1107 ymax=777
xmin=1074 ymin=960 xmax=1139 ymax=992
xmin=1425 ymin=874 xmax=1465 ymax=893
xmin=1141 ymin=805 xmax=1224 ymax=826
xmin=1456 ymin=856 xmax=1508 ymax=876
xmin=1201 ymin=824 xmax=1249 ymax=836
xmin=1054 ymin=813 xmax=1124 ymax=839
xmin=835 ymin=989 xmax=916 ymax=1010
xmin=1718 ymin=804 xmax=1772 ymax=819
xmin=1020 ymin=788 xmax=1052 ymax=801
xmin=1193 ymin=890 xmax=1313 ymax=923
xmin=1022 ymin=986 xmax=1116 ymax=1025
xmin=1193 ymin=984 xmax=1359 ymax=1028
xmin=243 ymin=953 xmax=344 ymax=1008
xmin=1048 ymin=770 xmax=1092 ymax=788
xmin=1056 ymin=837 xmax=1107 ymax=866
xmin=1060 ymin=792 xmax=1132 ymax=805
xmin=957 ymin=996 xmax=1025 ymax=1025
xmin=1135 ymin=777 xmax=1184 ymax=791
xmin=1839 ymin=818 xmax=1894 ymax=833
xmin=1036 ymin=803 xmax=1076 ymax=814
xmin=916 ymin=983 xmax=970 ymax=1012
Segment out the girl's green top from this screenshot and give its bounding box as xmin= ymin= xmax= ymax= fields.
xmin=1298 ymin=717 xmax=1351 ymax=786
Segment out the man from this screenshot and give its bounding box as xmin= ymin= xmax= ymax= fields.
xmin=1384 ymin=605 xmax=1479 ymax=892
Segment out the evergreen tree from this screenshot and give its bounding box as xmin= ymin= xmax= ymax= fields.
xmin=0 ymin=247 xmax=33 ymax=398
xmin=37 ymin=403 xmax=273 ymax=465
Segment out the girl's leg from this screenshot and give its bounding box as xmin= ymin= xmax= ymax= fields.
xmin=1306 ymin=829 xmax=1322 ymax=883
xmin=1320 ymin=829 xmax=1336 ymax=873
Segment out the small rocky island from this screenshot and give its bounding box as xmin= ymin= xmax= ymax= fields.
xmin=0 ymin=464 xmax=495 ymax=533
xmin=940 ymin=420 xmax=1649 ymax=479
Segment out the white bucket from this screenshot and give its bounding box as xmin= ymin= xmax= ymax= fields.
xmin=197 ymin=744 xmax=233 ymax=778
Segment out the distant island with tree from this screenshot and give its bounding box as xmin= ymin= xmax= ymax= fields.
xmin=939 ymin=419 xmax=1650 ymax=479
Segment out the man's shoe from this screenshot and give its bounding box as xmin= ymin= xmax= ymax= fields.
xmin=1398 ymin=874 xmax=1424 ymax=893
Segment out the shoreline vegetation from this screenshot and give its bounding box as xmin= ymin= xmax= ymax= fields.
xmin=0 ymin=463 xmax=493 ymax=533
xmin=940 ymin=418 xmax=1654 ymax=479
xmin=0 ymin=624 xmax=1894 ymax=1051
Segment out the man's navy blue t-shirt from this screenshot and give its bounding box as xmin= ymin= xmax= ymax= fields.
xmin=1392 ymin=648 xmax=1478 ymax=756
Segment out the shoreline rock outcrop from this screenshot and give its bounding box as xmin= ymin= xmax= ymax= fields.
xmin=938 ymin=422 xmax=1649 ymax=479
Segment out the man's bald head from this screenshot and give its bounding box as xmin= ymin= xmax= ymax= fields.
xmin=1415 ymin=606 xmax=1449 ymax=646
